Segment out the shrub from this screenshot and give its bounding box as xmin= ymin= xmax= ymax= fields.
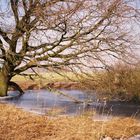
xmin=92 ymin=62 xmax=140 ymax=102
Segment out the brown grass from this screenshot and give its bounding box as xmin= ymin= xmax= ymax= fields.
xmin=0 ymin=103 xmax=140 ymax=140
xmin=81 ymin=62 xmax=140 ymax=102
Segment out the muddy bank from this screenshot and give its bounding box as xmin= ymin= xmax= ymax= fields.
xmin=12 ymin=81 xmax=83 ymax=90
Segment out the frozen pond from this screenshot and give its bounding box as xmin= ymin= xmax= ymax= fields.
xmin=1 ymin=89 xmax=140 ymax=120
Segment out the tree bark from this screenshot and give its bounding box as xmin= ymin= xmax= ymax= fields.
xmin=0 ymin=71 xmax=8 ymax=96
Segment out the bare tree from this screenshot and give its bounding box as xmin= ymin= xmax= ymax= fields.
xmin=0 ymin=0 xmax=139 ymax=96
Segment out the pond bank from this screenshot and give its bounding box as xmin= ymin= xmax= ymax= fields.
xmin=12 ymin=81 xmax=83 ymax=90
xmin=0 ymin=103 xmax=140 ymax=140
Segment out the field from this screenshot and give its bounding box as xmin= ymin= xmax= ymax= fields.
xmin=11 ymin=72 xmax=84 ymax=90
xmin=12 ymin=72 xmax=78 ymax=83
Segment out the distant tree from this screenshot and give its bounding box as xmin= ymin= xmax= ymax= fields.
xmin=0 ymin=0 xmax=139 ymax=96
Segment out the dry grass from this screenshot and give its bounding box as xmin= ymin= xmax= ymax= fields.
xmin=0 ymin=103 xmax=140 ymax=140
xmin=80 ymin=63 xmax=140 ymax=102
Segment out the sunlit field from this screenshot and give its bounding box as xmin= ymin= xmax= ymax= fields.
xmin=12 ymin=72 xmax=78 ymax=83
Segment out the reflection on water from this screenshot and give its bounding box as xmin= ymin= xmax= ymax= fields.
xmin=3 ymin=90 xmax=140 ymax=120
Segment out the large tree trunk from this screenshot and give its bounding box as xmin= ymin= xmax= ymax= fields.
xmin=0 ymin=60 xmax=24 ymax=96
xmin=0 ymin=70 xmax=9 ymax=96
